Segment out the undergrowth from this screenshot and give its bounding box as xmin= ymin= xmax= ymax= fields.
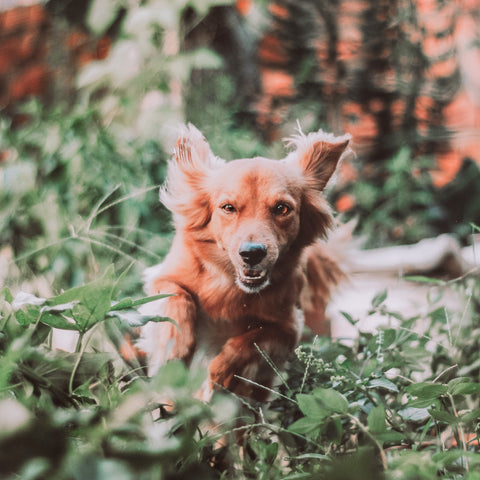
xmin=1 ymin=258 xmax=480 ymax=479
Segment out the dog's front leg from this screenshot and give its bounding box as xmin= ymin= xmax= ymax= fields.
xmin=209 ymin=323 xmax=297 ymax=401
xmin=140 ymin=281 xmax=197 ymax=375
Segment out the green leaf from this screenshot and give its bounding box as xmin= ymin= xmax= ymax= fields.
xmin=288 ymin=417 xmax=320 ymax=435
xmin=447 ymin=378 xmax=480 ymax=396
xmin=1 ymin=287 xmax=14 ymax=303
xmin=398 ymin=407 xmax=430 ymax=422
xmin=296 ymin=394 xmax=328 ymax=419
xmin=49 ymin=267 xmax=115 ymax=333
xmin=264 ymin=442 xmax=279 ymax=465
xmin=429 ymin=409 xmax=458 ymax=424
xmin=460 ymin=408 xmax=480 ymax=423
xmin=340 ymin=311 xmax=357 ymax=326
xmin=38 ymin=312 xmax=78 ymax=331
xmin=375 ymin=431 xmax=405 ymax=444
xmin=368 ymin=378 xmax=399 ymax=393
xmin=408 ymin=397 xmax=440 ymax=409
xmin=371 ymin=289 xmax=388 ymax=308
xmin=405 ymin=382 xmax=448 ymax=399
xmin=313 ymin=388 xmax=349 ymax=414
xmin=110 ymin=294 xmax=173 ymax=312
xmin=15 ymin=307 xmax=40 ymax=327
xmin=367 ymin=405 xmax=386 ymax=434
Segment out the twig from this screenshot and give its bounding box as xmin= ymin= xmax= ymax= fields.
xmin=433 ymin=364 xmax=458 ymax=383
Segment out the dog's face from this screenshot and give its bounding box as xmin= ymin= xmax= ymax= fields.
xmin=207 ymin=159 xmax=304 ymax=292
xmin=161 ymin=124 xmax=351 ymax=293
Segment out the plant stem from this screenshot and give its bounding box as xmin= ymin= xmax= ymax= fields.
xmin=447 ymin=392 xmax=469 ymax=472
xmin=69 ymin=332 xmax=85 ymax=395
xmin=348 ymin=413 xmax=388 ymax=470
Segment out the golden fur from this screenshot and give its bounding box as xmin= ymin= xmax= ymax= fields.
xmin=139 ymin=124 xmax=351 ymax=401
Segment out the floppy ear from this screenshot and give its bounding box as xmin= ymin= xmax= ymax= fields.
xmin=285 ymin=129 xmax=352 ymax=243
xmin=161 ymin=124 xmax=224 ymax=230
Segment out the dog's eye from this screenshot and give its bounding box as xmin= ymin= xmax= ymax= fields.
xmin=274 ymin=203 xmax=292 ymax=216
xmin=221 ymin=203 xmax=236 ymax=213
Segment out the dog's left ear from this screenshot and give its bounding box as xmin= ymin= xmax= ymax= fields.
xmin=285 ymin=130 xmax=352 ymax=243
xmin=303 ymin=139 xmax=350 ymax=190
xmin=290 ymin=135 xmax=351 ymax=191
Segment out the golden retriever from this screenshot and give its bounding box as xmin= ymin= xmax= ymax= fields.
xmin=139 ymin=124 xmax=351 ymax=401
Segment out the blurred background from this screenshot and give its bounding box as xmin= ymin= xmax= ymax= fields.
xmin=1 ymin=0 xmax=479 ymax=295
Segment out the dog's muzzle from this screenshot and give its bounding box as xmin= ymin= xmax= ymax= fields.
xmin=237 ymin=242 xmax=270 ymax=293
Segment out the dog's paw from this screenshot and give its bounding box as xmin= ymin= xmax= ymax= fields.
xmin=209 ymin=351 xmax=238 ymax=390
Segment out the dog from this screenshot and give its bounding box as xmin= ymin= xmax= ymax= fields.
xmin=139 ymin=124 xmax=351 ymax=402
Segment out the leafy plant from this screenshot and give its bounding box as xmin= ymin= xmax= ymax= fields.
xmin=337 ymin=147 xmax=437 ymax=246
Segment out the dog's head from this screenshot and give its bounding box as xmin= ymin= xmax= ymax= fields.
xmin=161 ymin=124 xmax=351 ymax=293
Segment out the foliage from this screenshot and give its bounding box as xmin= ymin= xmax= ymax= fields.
xmin=0 ymin=100 xmax=172 ymax=293
xmin=337 ymin=147 xmax=438 ymax=246
xmin=1 ymin=265 xmax=480 ymax=479
xmin=337 ymin=148 xmax=480 ymax=247
xmin=76 ymin=0 xmax=229 ymax=143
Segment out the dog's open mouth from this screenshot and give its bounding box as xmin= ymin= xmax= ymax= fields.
xmin=237 ymin=269 xmax=270 ymax=293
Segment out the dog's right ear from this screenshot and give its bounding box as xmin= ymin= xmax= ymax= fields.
xmin=161 ymin=124 xmax=224 ymax=230
xmin=173 ymin=124 xmax=216 ymax=176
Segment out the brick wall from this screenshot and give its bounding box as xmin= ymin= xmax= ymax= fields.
xmin=0 ymin=1 xmax=110 ymax=112
xmin=252 ymin=0 xmax=480 ymax=187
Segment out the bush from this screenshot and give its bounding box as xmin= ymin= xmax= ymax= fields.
xmin=1 ymin=268 xmax=479 ymax=479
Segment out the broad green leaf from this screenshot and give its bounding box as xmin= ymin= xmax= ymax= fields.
xmin=38 ymin=312 xmax=78 ymax=331
xmin=447 ymin=378 xmax=480 ymax=396
xmin=368 ymin=378 xmax=399 ymax=393
xmin=14 ymin=307 xmax=40 ymax=326
xmin=405 ymin=382 xmax=448 ymax=399
xmin=408 ymin=397 xmax=440 ymax=409
xmin=398 ymin=407 xmax=430 ymax=422
xmin=296 ymin=394 xmax=328 ymax=419
xmin=288 ymin=416 xmax=320 ymax=435
xmin=313 ymin=388 xmax=348 ymax=414
xmin=367 ymin=405 xmax=386 ymax=434
xmin=429 ymin=409 xmax=458 ymax=424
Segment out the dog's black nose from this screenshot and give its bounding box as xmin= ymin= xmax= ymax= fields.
xmin=239 ymin=242 xmax=267 ymax=266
